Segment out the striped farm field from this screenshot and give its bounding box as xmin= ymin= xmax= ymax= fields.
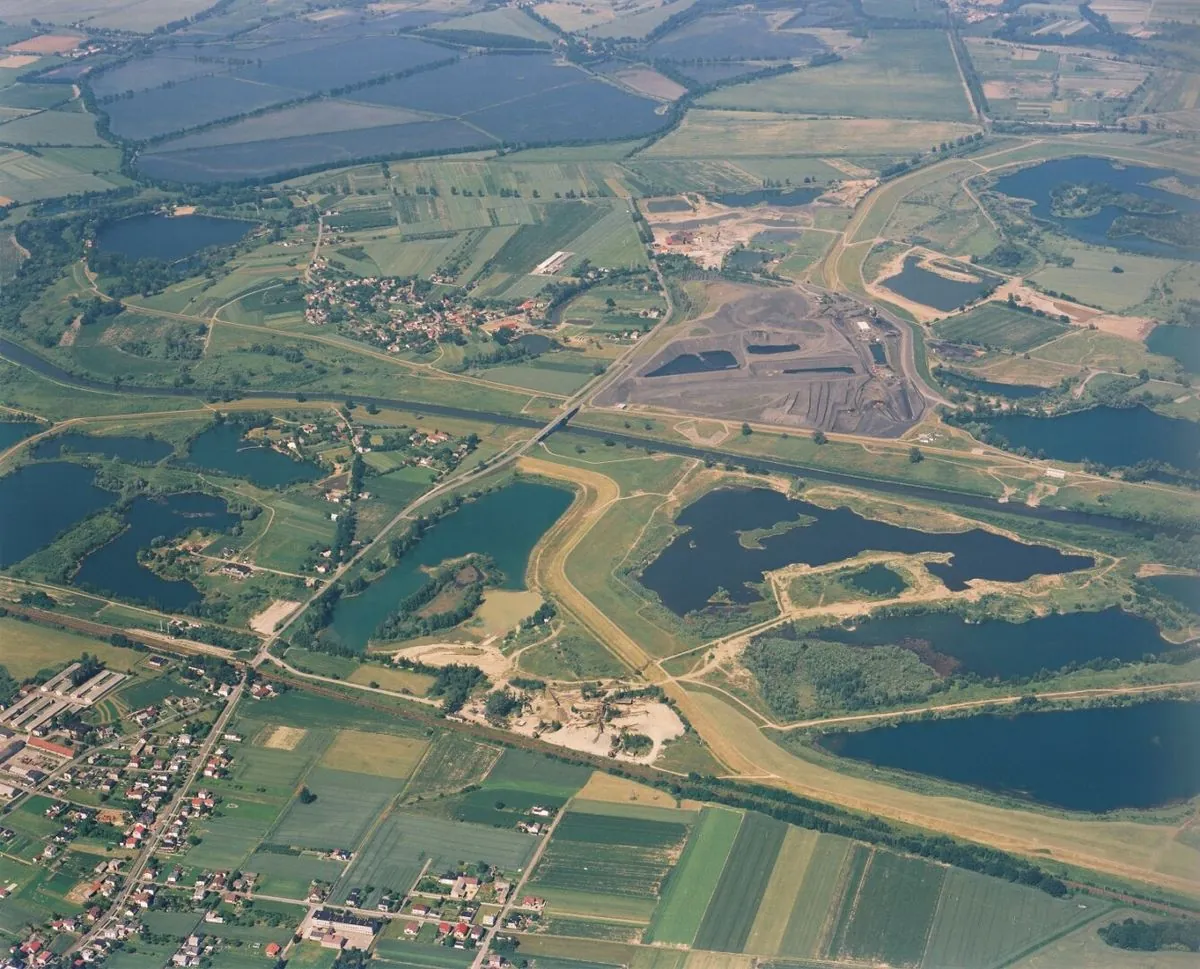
xmin=823 ymin=843 xmax=873 ymax=959
xmin=922 ymin=868 xmax=1109 ymax=969
xmin=836 ymin=851 xmax=947 ymax=966
xmin=744 ymin=827 xmax=821 ymax=955
xmin=692 ymin=813 xmax=788 ymax=952
xmin=775 ymin=833 xmax=853 ymax=959
xmin=644 ymin=807 xmax=743 ymax=946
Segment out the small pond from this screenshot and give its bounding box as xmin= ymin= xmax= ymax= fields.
xmin=991 ymin=157 xmax=1200 ymax=258
xmin=869 ymin=343 xmax=887 ymax=366
xmin=816 ymin=700 xmax=1200 ymax=812
xmin=1145 ymin=323 xmax=1200 ymax=374
xmin=713 ymin=187 xmax=821 ymax=207
xmin=747 ymin=343 xmax=800 ymax=355
xmin=845 ymin=564 xmax=906 ymax=597
xmin=646 ymin=350 xmax=739 ymax=378
xmin=1145 ymin=573 xmax=1200 ymax=614
xmin=640 ymin=488 xmax=1093 ymax=614
xmin=516 ymin=333 xmax=552 ymax=355
xmin=980 ymin=405 xmax=1200 ymax=472
xmin=183 ymin=423 xmax=323 ymax=487
xmin=809 ymin=606 xmax=1170 ymax=680
xmin=325 ymin=481 xmax=573 ymax=651
xmin=936 ymin=369 xmax=1048 ymax=400
xmin=73 ymin=493 xmax=238 ymax=611
xmin=34 ymin=433 xmax=173 ymax=463
xmin=726 ymin=249 xmax=773 ymax=271
xmin=782 ymin=366 xmax=855 ymax=375
xmin=0 ymin=462 xmax=116 ymax=568
xmin=882 ymin=256 xmax=997 ymax=312
xmin=95 ymin=213 xmax=255 ymax=262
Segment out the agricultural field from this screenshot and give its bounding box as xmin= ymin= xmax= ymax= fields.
xmin=932 ymin=302 xmax=1070 ymax=351
xmin=269 ymin=768 xmax=398 ymax=852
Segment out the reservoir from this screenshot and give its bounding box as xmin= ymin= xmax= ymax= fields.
xmin=325 ymin=481 xmax=573 ymax=651
xmin=34 ymin=433 xmax=173 ymax=463
xmin=646 ymin=350 xmax=739 ymax=377
xmin=809 ymin=606 xmax=1170 ymax=680
xmin=882 ymin=256 xmax=997 ymax=312
xmin=713 ymin=187 xmax=820 ymax=207
xmin=0 ymin=421 xmax=40 ymax=450
xmin=183 ymin=423 xmax=323 ymax=487
xmin=980 ymin=405 xmax=1200 ymax=472
xmin=95 ymin=213 xmax=254 ymax=262
xmin=991 ymin=156 xmax=1200 ymax=257
xmin=0 ymin=462 xmax=116 ymax=568
xmin=72 ymin=493 xmax=237 ymax=611
xmin=1145 ymin=323 xmax=1200 ymax=374
xmin=640 ymin=488 xmax=1093 ymax=615
xmin=935 ymin=369 xmax=1048 ymax=400
xmin=816 ymin=700 xmax=1200 ymax=812
xmin=1145 ymin=572 xmax=1199 ymax=613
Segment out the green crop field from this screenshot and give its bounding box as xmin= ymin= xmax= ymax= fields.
xmin=484 ymin=748 xmax=592 ymax=797
xmin=487 ymin=201 xmax=606 ymax=274
xmin=923 ymin=868 xmax=1108 ymax=969
xmin=774 ymin=833 xmax=853 ymax=959
xmin=698 ymin=31 xmax=975 ymax=123
xmin=933 ymin=303 xmax=1070 ymax=351
xmin=692 ymin=813 xmax=788 ymax=952
xmin=373 ymin=941 xmax=476 ymax=969
xmin=744 ymin=827 xmax=822 ymax=956
xmin=448 ymin=786 xmax=570 ymax=827
xmin=554 ymin=811 xmax=690 ymax=847
xmin=244 ymin=851 xmax=347 ymax=900
xmin=542 ymin=916 xmax=644 ymax=941
xmin=836 ymin=852 xmax=946 ymax=965
xmin=404 ymin=733 xmax=501 ymax=797
xmin=530 ymin=839 xmax=677 ymax=899
xmin=269 ymin=769 xmax=397 ymax=851
xmin=644 ymin=807 xmax=742 ymax=946
xmin=824 ymin=844 xmax=873 ymax=959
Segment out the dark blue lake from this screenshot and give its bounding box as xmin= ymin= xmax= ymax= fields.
xmin=936 ymin=369 xmax=1049 ymax=400
xmin=183 ymin=423 xmax=323 ymax=488
xmin=714 ymin=188 xmax=821 ymax=207
xmin=34 ymin=433 xmax=173 ymax=463
xmin=809 ymin=606 xmax=1170 ymax=680
xmin=646 ymin=351 xmax=739 ymax=377
xmin=882 ymin=256 xmax=997 ymax=312
xmin=845 ymin=564 xmax=906 ymax=597
xmin=816 ymin=700 xmax=1200 ymax=811
xmin=0 ymin=462 xmax=116 ymax=568
xmin=73 ymin=493 xmax=237 ymax=610
xmin=1145 ymin=323 xmax=1200 ymax=373
xmin=981 ymin=405 xmax=1200 ymax=472
xmin=325 ymin=481 xmax=573 ymax=651
xmin=0 ymin=421 xmax=40 ymax=451
xmin=991 ymin=157 xmax=1200 ymax=257
xmin=640 ymin=488 xmax=1093 ymax=614
xmin=1145 ymin=573 xmax=1200 ymax=614
xmin=95 ymin=214 xmax=254 ymax=262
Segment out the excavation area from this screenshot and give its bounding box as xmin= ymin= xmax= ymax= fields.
xmin=597 ymin=286 xmax=925 ymax=437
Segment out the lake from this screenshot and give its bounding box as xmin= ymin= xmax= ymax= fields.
xmin=816 ymin=700 xmax=1200 ymax=812
xmin=73 ymin=493 xmax=238 ymax=611
xmin=34 ymin=433 xmax=173 ymax=463
xmin=325 ymin=481 xmax=573 ymax=650
xmin=809 ymin=606 xmax=1169 ymax=680
xmin=936 ymin=369 xmax=1049 ymax=400
xmin=991 ymin=156 xmax=1200 ymax=257
xmin=95 ymin=214 xmax=254 ymax=262
xmin=183 ymin=423 xmax=323 ymax=488
xmin=1145 ymin=323 xmax=1200 ymax=374
xmin=646 ymin=350 xmax=739 ymax=378
xmin=0 ymin=462 xmax=116 ymax=568
xmin=640 ymin=488 xmax=1093 ymax=615
xmin=0 ymin=421 xmax=40 ymax=450
xmin=882 ymin=256 xmax=997 ymax=312
xmin=981 ymin=405 xmax=1200 ymax=472
xmin=1145 ymin=573 xmax=1200 ymax=613
xmin=747 ymin=343 xmax=800 ymax=355
xmin=714 ymin=187 xmax=821 ymax=208
xmin=845 ymin=564 xmax=906 ymax=597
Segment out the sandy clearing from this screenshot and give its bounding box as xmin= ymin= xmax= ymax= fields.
xmin=0 ymin=55 xmax=39 ymax=69
xmin=392 ymin=641 xmax=511 ymax=681
xmin=260 ymin=725 xmax=306 ymax=750
xmin=249 ymin=599 xmax=300 ymax=635
xmin=576 ymin=771 xmax=681 ymax=807
xmin=9 ymin=34 xmax=84 ymax=54
xmin=475 ymin=589 xmax=543 ymax=637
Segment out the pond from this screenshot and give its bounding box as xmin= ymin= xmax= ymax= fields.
xmin=747 ymin=343 xmax=801 ymax=355
xmin=991 ymin=156 xmax=1200 ymax=258
xmin=34 ymin=433 xmax=173 ymax=463
xmin=0 ymin=421 xmax=40 ymax=450
xmin=882 ymin=256 xmax=998 ymax=312
xmin=726 ymin=249 xmax=772 ymax=271
xmin=936 ymin=369 xmax=1048 ymax=400
xmin=869 ymin=343 xmax=887 ymax=366
xmin=1145 ymin=572 xmax=1200 ymax=613
xmin=324 ymin=481 xmax=573 ymax=651
xmin=1145 ymin=323 xmax=1200 ymax=374
xmin=183 ymin=423 xmax=323 ymax=488
xmin=646 ymin=350 xmax=739 ymax=378
xmin=713 ymin=187 xmax=821 ymax=208
xmin=809 ymin=606 xmax=1170 ymax=680
xmin=72 ymin=493 xmax=238 ymax=611
xmin=845 ymin=564 xmax=906 ymax=597
xmin=95 ymin=213 xmax=255 ymax=262
xmin=815 ymin=700 xmax=1200 ymax=812
xmin=0 ymin=462 xmax=116 ymax=568
xmin=980 ymin=405 xmax=1200 ymax=472
xmin=516 ymin=333 xmax=552 ymax=355
xmin=640 ymin=488 xmax=1093 ymax=615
